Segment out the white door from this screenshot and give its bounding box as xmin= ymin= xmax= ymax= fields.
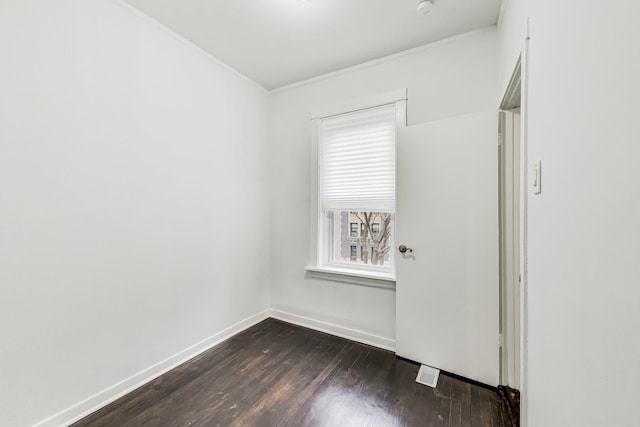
xmin=395 ymin=110 xmax=499 ymax=386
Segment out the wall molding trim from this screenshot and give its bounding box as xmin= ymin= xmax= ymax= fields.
xmin=497 ymin=0 xmax=508 ymax=27
xmin=270 ymin=26 xmax=497 ymax=93
xmin=34 ymin=310 xmax=270 ymax=427
xmin=269 ymin=308 xmax=396 ymax=352
xmin=112 ymin=0 xmax=268 ymax=94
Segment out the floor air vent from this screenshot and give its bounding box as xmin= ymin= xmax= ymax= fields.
xmin=416 ymin=364 xmax=440 ymax=388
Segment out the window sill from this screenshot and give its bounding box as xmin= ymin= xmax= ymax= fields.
xmin=305 ymin=266 xmax=396 ymax=290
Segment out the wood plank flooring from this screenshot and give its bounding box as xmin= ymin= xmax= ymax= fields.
xmin=74 ymin=318 xmax=506 ymax=427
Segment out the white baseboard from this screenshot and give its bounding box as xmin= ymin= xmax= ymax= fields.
xmin=269 ymin=308 xmax=396 ymax=352
xmin=34 ymin=310 xmax=270 ymax=427
xmin=35 ymin=308 xmax=395 ymax=426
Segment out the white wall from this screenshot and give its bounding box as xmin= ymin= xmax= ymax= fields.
xmin=499 ymin=1 xmax=640 ymax=426
xmin=269 ymin=29 xmax=498 ymax=344
xmin=8 ymin=1 xmax=637 ymax=424
xmin=498 ymin=0 xmax=527 ymax=97
xmin=0 ymin=1 xmax=270 ymax=426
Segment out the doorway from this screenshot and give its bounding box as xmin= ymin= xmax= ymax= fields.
xmin=499 ymin=106 xmax=521 ymax=388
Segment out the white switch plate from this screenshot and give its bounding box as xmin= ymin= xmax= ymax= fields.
xmin=532 ymin=160 xmax=542 ymax=194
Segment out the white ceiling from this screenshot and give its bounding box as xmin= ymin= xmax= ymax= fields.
xmin=125 ymin=0 xmax=502 ymax=90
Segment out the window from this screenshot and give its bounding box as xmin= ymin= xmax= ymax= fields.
xmin=317 ymin=103 xmax=396 ymax=275
xmin=305 ymin=89 xmax=406 ymax=288
xmin=372 ymin=223 xmax=380 ymax=235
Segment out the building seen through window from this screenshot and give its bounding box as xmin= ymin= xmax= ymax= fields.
xmin=336 ymin=211 xmax=391 ymax=266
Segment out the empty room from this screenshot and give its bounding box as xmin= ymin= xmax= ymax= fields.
xmin=1 ymin=0 xmax=638 ymax=426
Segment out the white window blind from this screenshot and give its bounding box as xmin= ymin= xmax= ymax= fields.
xmin=320 ymin=104 xmax=396 ymax=212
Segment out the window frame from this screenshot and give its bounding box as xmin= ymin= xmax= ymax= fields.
xmin=305 ymin=89 xmax=407 ymax=289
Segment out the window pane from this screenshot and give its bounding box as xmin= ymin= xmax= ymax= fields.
xmin=372 ymin=223 xmax=380 ymax=235
xmin=316 ymin=103 xmax=397 ymax=275
xmin=330 ymin=210 xmax=392 ymax=268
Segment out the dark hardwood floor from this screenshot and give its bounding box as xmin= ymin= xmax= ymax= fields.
xmin=74 ymin=318 xmax=506 ymax=427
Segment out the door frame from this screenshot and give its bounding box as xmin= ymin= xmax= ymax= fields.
xmin=498 ymin=25 xmax=530 ymax=425
xmin=498 ymin=106 xmax=521 ymax=387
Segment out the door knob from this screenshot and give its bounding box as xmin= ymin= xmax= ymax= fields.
xmin=398 ymin=244 xmax=413 ymax=253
